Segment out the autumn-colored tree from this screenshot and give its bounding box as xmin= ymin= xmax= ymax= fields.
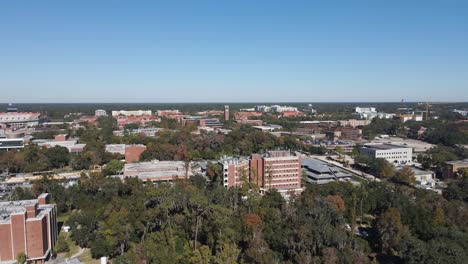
xmin=326 ymin=195 xmax=346 ymax=213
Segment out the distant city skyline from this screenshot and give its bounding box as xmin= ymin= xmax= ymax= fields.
xmin=1 ymin=1 xmax=467 ymax=102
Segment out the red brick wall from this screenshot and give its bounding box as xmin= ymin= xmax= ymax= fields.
xmin=0 ymin=223 xmax=13 ymax=261
xmin=26 ymin=218 xmax=46 ymax=258
xmin=11 ymin=213 xmax=26 ymax=258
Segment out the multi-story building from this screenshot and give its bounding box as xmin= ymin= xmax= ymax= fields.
xmin=339 ymin=119 xmax=371 ymax=127
xmin=395 ymin=113 xmax=424 ymax=122
xmin=121 ymin=161 xmax=193 ymax=183
xmin=33 ymin=134 xmax=86 ymax=153
xmin=219 ymin=151 xmax=303 ymax=195
xmin=182 ymin=117 xmax=223 ymax=128
xmin=443 ymin=159 xmax=468 ymax=178
xmin=111 ymin=110 xmax=152 ymax=117
xmin=0 ymin=138 xmax=24 ymax=150
xmin=219 ymin=157 xmax=250 ymax=188
xmin=326 ymin=127 xmax=362 ymax=141
xmin=156 ymin=110 xmax=181 ymax=117
xmin=360 ymin=144 xmax=413 ymax=164
xmin=94 ymin=109 xmax=107 ymax=117
xmin=0 ymin=193 xmax=58 ymax=263
xmin=0 ymin=112 xmax=40 ymax=129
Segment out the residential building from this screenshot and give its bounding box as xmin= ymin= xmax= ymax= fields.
xmin=0 ymin=193 xmax=58 ymax=263
xmin=444 ymin=159 xmax=468 ymax=178
xmin=111 ymin=110 xmax=152 ymax=116
xmin=219 ymin=151 xmax=303 ymax=195
xmin=360 ymin=144 xmax=413 ymax=164
xmin=94 ymin=109 xmax=107 ymax=117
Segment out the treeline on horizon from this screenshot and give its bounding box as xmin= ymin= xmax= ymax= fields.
xmin=1 ymin=102 xmax=467 ymax=120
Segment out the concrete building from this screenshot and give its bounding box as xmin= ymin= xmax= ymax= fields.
xmin=156 ymin=110 xmax=181 ymax=117
xmin=33 ymin=135 xmax=86 ymax=153
xmin=0 ymin=112 xmax=40 ymax=129
xmin=224 ymin=105 xmax=229 ymax=121
xmin=252 ymin=125 xmax=282 ymax=132
xmin=395 ymin=113 xmax=424 ymax=122
xmin=111 ymin=110 xmax=152 ymax=117
xmin=452 ymin=109 xmax=468 ymax=117
xmin=339 ymin=119 xmax=371 ymax=127
xmin=122 ymin=161 xmax=193 ymax=183
xmin=326 ymin=127 xmax=362 ymax=141
xmin=105 ymin=144 xmax=127 ymax=155
xmin=94 ymin=109 xmax=107 ymax=117
xmin=302 ymin=158 xmax=353 ymax=184
xmin=360 ymin=144 xmax=413 ymax=164
xmin=182 ymin=117 xmax=223 ymax=128
xmin=219 ymin=157 xmax=250 ymax=188
xmin=444 ymin=159 xmax=468 ymax=178
xmin=0 ymin=138 xmax=24 ymax=150
xmin=0 ymin=193 xmax=57 ymax=263
xmin=219 ymin=151 xmax=303 ymax=195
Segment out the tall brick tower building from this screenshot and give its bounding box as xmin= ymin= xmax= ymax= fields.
xmin=0 ymin=193 xmax=58 ymax=263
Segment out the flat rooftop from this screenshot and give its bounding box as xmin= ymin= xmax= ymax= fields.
xmin=363 ymin=143 xmax=411 ymax=150
xmin=446 ymin=159 xmax=468 ymax=165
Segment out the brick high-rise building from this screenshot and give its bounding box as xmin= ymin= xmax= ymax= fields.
xmin=220 ymin=151 xmax=303 ymax=195
xmin=0 ymin=193 xmax=58 ymax=263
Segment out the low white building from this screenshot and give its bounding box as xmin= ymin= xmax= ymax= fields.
xmin=360 ymin=144 xmax=413 ymax=164
xmin=112 ymin=110 xmax=152 ymax=116
xmin=94 ymin=109 xmax=107 ymax=117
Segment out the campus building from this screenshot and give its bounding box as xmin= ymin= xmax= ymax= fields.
xmin=0 ymin=194 xmax=58 ymax=263
xmin=111 ymin=110 xmax=152 ymax=116
xmin=220 ymin=151 xmax=303 ymax=195
xmin=120 ymin=161 xmax=194 ymax=183
xmin=0 ymin=112 xmax=40 ymax=129
xmin=360 ymin=144 xmax=413 ymax=164
xmin=443 ymin=159 xmax=468 ymax=178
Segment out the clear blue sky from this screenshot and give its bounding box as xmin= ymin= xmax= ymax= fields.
xmin=1 ymin=0 xmax=467 ymax=103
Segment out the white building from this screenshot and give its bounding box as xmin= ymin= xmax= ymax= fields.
xmin=355 ymin=107 xmax=376 ymax=114
xmin=112 ymin=110 xmax=152 ymax=116
xmin=121 ymin=160 xmax=194 ymax=183
xmin=94 ymin=109 xmax=107 ymax=117
xmin=0 ymin=112 xmax=40 ymax=128
xmin=360 ymin=144 xmax=413 ymax=164
xmin=105 ymin=144 xmax=126 ymax=155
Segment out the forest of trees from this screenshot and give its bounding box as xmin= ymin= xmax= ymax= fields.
xmin=9 ymin=172 xmax=468 ymax=264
